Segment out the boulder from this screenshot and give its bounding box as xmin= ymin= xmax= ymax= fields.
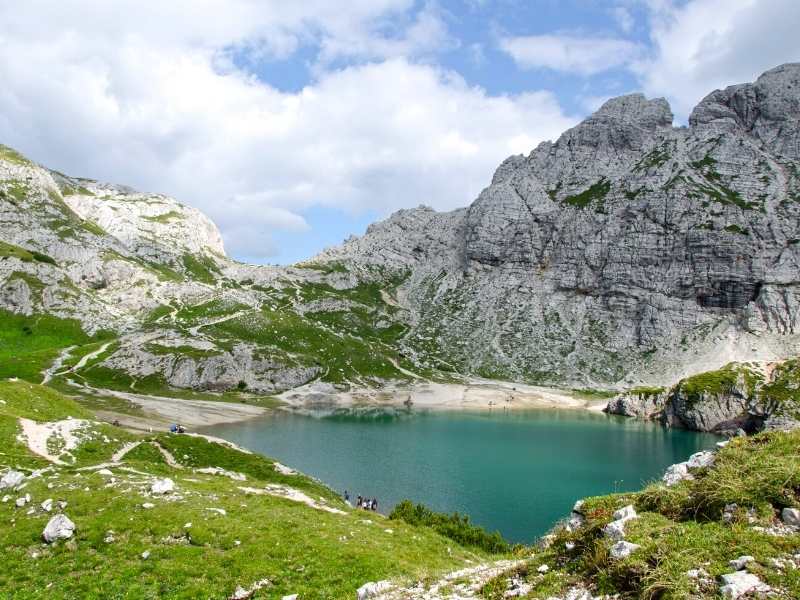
xmin=150 ymin=478 xmax=175 ymax=495
xmin=728 ymin=555 xmax=754 ymax=570
xmin=719 ymin=571 xmax=770 ymax=598
xmin=356 ymin=580 xmax=392 ymax=600
xmin=687 ymin=450 xmax=715 ymax=469
xmin=602 ymin=519 xmax=627 ymax=541
xmin=41 ymin=498 xmax=53 ymax=512
xmin=43 ymin=514 xmax=76 ymax=543
xmin=662 ymin=462 xmax=693 ymax=486
xmin=613 ymin=505 xmax=637 ymax=521
xmin=0 ymin=470 xmax=25 ymax=490
xmin=610 ymin=540 xmax=641 ymax=559
xmin=781 ymin=507 xmax=800 ymax=527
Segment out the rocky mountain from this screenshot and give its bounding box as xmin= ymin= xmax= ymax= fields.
xmin=2 ymin=64 xmax=800 ymax=421
xmin=318 ymin=63 xmax=800 ymax=388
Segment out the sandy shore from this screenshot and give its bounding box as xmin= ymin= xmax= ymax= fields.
xmin=278 ymin=378 xmax=611 ymax=413
xmin=88 ymin=378 xmax=611 ymax=433
xmin=90 ymin=388 xmax=267 ymax=432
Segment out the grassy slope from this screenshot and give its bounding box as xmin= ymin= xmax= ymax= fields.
xmin=482 ymin=430 xmax=800 ymax=599
xmin=0 ymin=382 xmax=492 ymax=599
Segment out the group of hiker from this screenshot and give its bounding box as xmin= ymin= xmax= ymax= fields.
xmin=169 ymin=423 xmax=186 ymax=434
xmin=343 ymin=491 xmax=378 ymax=512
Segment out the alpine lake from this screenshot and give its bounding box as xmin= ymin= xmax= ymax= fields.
xmin=206 ymin=406 xmax=718 ymax=543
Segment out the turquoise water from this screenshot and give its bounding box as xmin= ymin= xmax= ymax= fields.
xmin=206 ymin=408 xmax=717 ymax=543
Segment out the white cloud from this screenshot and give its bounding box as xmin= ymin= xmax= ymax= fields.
xmin=499 ymin=33 xmax=641 ymax=75
xmin=636 ymin=0 xmax=800 ymax=119
xmin=612 ymin=6 xmax=635 ymax=33
xmin=0 ymin=1 xmax=576 ymax=261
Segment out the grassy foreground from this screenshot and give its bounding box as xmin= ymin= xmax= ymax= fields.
xmin=0 ymin=381 xmax=495 ymax=599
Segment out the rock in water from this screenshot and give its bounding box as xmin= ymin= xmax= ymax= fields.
xmin=662 ymin=462 xmax=693 ymax=486
xmin=43 ymin=514 xmax=76 ymax=543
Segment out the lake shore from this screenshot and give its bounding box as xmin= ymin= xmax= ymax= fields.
xmin=92 ymin=379 xmax=612 ymax=433
xmin=278 ymin=379 xmax=612 ymax=413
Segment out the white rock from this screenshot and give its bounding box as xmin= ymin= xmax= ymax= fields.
xmin=282 ymin=595 xmax=298 ymax=600
xmin=781 ymin=507 xmax=800 ymax=527
xmin=537 ymin=564 xmax=549 ymax=573
xmin=716 ymin=440 xmax=730 ymax=448
xmin=728 ymin=555 xmax=754 ymax=570
xmin=15 ymin=496 xmax=28 ymax=508
xmin=150 ymin=478 xmax=175 ymax=495
xmin=563 ymin=588 xmax=592 ymax=600
xmin=206 ymin=507 xmax=227 ymax=516
xmin=662 ymin=462 xmax=693 ymax=486
xmin=43 ymin=514 xmax=76 ymax=543
xmin=97 ymin=468 xmax=114 ymax=477
xmin=572 ymin=499 xmax=585 ymax=513
xmin=687 ymin=450 xmax=715 ymax=469
xmin=603 ymin=519 xmax=627 ymax=540
xmin=609 ymin=540 xmax=641 ymax=559
xmin=0 ymin=470 xmax=25 ymax=490
xmin=141 ymin=550 xmax=151 ymax=560
xmin=41 ymin=498 xmax=53 ymax=512
xmin=613 ymin=505 xmax=637 ymax=521
xmin=356 ymin=580 xmax=392 ymax=600
xmin=142 ymin=502 xmax=155 ymax=509
xmin=1 ymin=495 xmax=10 ymax=503
xmin=719 ymin=571 xmax=770 ymax=598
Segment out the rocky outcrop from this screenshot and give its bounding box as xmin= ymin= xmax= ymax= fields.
xmin=606 ymin=360 xmax=800 ymax=433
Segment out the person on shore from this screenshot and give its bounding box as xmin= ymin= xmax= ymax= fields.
xmin=356 ymin=495 xmax=363 ymax=509
xmin=371 ymin=498 xmax=378 ymax=512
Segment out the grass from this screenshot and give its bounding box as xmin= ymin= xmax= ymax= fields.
xmin=142 ymin=211 xmax=182 ymax=224
xmin=181 ymin=253 xmax=220 ymax=285
xmin=0 ymin=241 xmax=56 ymax=265
xmin=0 ymin=309 xmax=112 ymax=382
xmin=0 ymin=144 xmax=33 ymax=166
xmin=563 ymin=179 xmax=611 ymax=209
xmin=483 ymin=430 xmax=800 ymax=599
xmin=0 ymin=383 xmax=490 ymax=598
xmin=676 ymin=362 xmax=762 ymax=407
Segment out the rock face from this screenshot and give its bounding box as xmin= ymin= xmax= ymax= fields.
xmin=318 ymin=63 xmax=800 ymax=387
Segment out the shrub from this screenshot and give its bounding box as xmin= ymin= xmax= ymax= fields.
xmin=389 ymin=500 xmax=510 ymax=554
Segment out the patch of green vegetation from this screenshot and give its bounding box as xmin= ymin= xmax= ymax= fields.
xmin=624 ymin=187 xmax=645 ymax=201
xmin=570 ymin=389 xmax=617 ymax=401
xmin=181 ymin=253 xmax=220 ymax=285
xmin=142 ymin=211 xmax=182 ymax=224
xmin=0 ymin=309 xmax=112 ymax=382
xmin=294 ymin=261 xmax=349 ymax=274
xmin=390 ymin=500 xmax=511 ymax=554
xmin=207 ymin=308 xmax=408 ymax=384
xmin=0 ymin=179 xmax=30 ymax=206
xmin=724 ymin=224 xmax=750 ymax=235
xmin=144 ymin=343 xmax=223 ymax=360
xmin=0 ymin=240 xmax=56 ymax=265
xmin=564 ymin=179 xmax=611 ymax=209
xmin=677 ymin=362 xmax=762 ymax=406
xmin=0 ymin=144 xmax=33 ymax=166
xmin=174 ymin=298 xmax=249 ymax=324
xmin=634 ymin=145 xmax=672 ymax=172
xmin=486 ymin=430 xmax=800 ymax=599
xmin=760 ymin=359 xmax=800 ymax=417
xmin=143 ymin=304 xmax=173 ymax=324
xmin=0 ymin=380 xmax=92 ymax=421
xmin=628 ymin=386 xmax=665 ymax=397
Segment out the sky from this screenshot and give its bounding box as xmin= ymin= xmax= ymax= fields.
xmin=1 ymin=1 xmax=799 ymax=264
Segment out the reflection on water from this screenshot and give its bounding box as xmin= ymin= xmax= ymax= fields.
xmin=206 ymin=407 xmax=718 ymax=543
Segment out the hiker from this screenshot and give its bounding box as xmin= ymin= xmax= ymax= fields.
xmin=343 ymin=490 xmax=350 ymax=503
xmin=371 ymin=498 xmax=378 ymax=512
xmin=356 ymin=495 xmax=362 ymax=508
xmin=169 ymin=423 xmax=178 ymax=433
xmin=177 ymin=424 xmax=186 ymax=434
